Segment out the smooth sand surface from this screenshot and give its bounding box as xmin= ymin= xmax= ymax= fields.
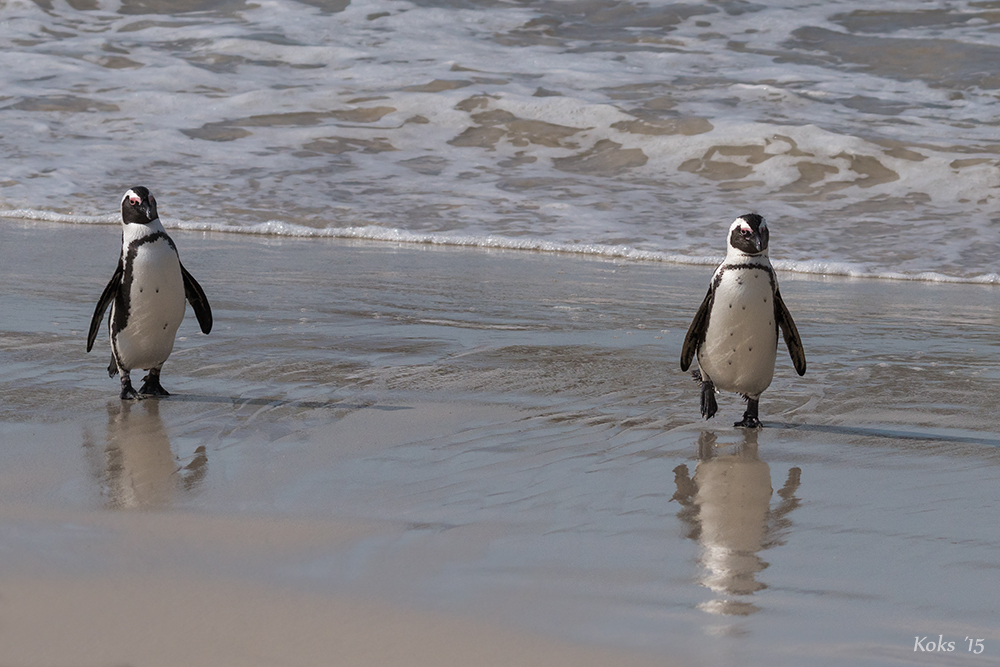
xmin=0 ymin=511 xmax=661 ymax=667
xmin=2 ymin=220 xmax=999 ymax=666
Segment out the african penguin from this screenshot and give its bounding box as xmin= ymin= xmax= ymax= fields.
xmin=680 ymin=214 xmax=806 ymax=428
xmin=87 ymin=187 xmax=212 ymax=399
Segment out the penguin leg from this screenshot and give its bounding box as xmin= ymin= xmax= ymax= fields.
xmin=138 ymin=367 xmax=170 ymax=397
xmin=693 ymin=370 xmax=718 ymax=420
xmin=107 ymin=356 xmax=119 ymax=378
xmin=735 ymin=395 xmax=762 ymax=429
xmin=119 ymin=370 xmax=140 ymax=401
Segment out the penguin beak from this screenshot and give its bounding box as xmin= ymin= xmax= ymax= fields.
xmin=738 ymin=228 xmax=763 ymax=254
xmin=140 ymin=200 xmax=154 ymax=221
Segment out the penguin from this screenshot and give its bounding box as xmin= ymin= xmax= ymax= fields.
xmin=680 ymin=214 xmax=806 ymax=428
xmin=87 ymin=187 xmax=212 ymax=400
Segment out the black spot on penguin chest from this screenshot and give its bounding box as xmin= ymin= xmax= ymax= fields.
xmin=711 ymin=265 xmax=778 ymax=324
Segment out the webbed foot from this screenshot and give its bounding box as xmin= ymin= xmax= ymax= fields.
xmin=138 ymin=368 xmax=170 ymax=397
xmin=694 ymin=371 xmax=718 ymax=420
xmin=735 ymin=397 xmax=761 ymax=429
xmin=120 ymin=374 xmax=140 ymax=401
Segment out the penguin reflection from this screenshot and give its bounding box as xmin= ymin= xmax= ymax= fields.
xmin=83 ymin=400 xmax=207 ymax=509
xmin=672 ymin=430 xmax=801 ymax=616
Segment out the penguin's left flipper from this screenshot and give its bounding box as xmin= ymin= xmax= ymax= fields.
xmin=87 ymin=257 xmax=123 ymax=353
xmin=680 ymin=287 xmax=713 ymax=372
xmin=774 ymin=289 xmax=806 ymax=376
xmin=180 ymin=263 xmax=213 ymax=335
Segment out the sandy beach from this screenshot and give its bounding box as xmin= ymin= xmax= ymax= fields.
xmin=2 ymin=219 xmax=999 ymax=666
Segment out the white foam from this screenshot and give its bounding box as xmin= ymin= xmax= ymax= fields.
xmin=10 ymin=205 xmax=1000 ymax=285
xmin=167 ymin=219 xmax=1000 ymax=285
xmin=0 ymin=209 xmax=116 ymax=225
xmin=3 ymin=0 xmax=1000 ymax=281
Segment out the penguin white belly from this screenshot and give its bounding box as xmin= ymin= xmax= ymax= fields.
xmin=698 ymin=268 xmax=777 ymax=397
xmin=112 ymin=239 xmax=186 ymax=371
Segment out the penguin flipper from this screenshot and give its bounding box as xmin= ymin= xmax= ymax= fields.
xmin=180 ymin=263 xmax=213 ymax=335
xmin=680 ymin=287 xmax=713 ymax=372
xmin=774 ymin=289 xmax=806 ymax=376
xmin=87 ymin=258 xmax=123 ymax=353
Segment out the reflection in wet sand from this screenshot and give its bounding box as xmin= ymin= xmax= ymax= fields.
xmin=673 ymin=430 xmax=802 ymax=616
xmin=82 ymin=400 xmax=207 ymax=509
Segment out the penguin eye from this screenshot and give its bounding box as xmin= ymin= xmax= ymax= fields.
xmin=129 ymin=196 xmax=141 ymax=205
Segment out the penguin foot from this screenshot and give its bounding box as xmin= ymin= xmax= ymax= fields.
xmin=699 ymin=378 xmax=718 ymax=420
xmin=734 ymin=397 xmax=761 ymax=429
xmin=734 ymin=415 xmax=762 ymax=429
xmin=119 ymin=377 xmax=140 ymax=401
xmin=138 ymin=370 xmax=170 ymax=397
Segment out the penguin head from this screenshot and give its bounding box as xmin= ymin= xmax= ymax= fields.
xmin=727 ymin=213 xmax=768 ymax=256
xmin=121 ymin=187 xmax=158 ymax=225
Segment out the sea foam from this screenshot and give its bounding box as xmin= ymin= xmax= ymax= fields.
xmin=2 ymin=0 xmax=1000 ymax=282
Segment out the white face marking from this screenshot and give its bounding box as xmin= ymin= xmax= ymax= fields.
xmin=122 ymin=189 xmax=141 ymax=206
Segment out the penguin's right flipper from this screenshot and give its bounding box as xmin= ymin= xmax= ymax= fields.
xmin=180 ymin=263 xmax=213 ymax=335
xmin=680 ymin=287 xmax=714 ymax=372
xmin=87 ymin=257 xmax=123 ymax=353
xmin=774 ymin=289 xmax=806 ymax=376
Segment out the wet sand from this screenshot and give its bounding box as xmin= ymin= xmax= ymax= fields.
xmin=1 ymin=220 xmax=999 ymax=666
xmin=0 ymin=511 xmax=663 ymax=667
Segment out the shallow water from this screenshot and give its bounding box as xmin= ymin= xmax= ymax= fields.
xmin=3 ymin=0 xmax=1000 ymax=279
xmin=1 ymin=222 xmax=998 ymax=665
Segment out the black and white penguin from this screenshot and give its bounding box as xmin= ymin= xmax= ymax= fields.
xmin=680 ymin=214 xmax=806 ymax=428
xmin=87 ymin=187 xmax=212 ymax=399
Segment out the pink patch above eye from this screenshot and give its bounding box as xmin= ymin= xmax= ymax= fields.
xmin=129 ymin=196 xmax=141 ymax=204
